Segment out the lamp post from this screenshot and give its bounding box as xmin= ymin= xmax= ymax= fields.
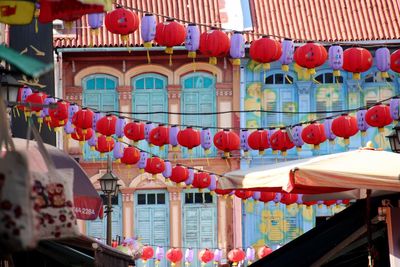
xmin=0 ymin=70 xmax=20 ymax=103
xmin=98 ymin=155 xmax=119 ymax=246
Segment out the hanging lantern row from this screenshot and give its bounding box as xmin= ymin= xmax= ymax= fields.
xmin=16 ymin=87 xmax=400 ymax=160
xmin=82 ymin=6 xmax=400 ymax=76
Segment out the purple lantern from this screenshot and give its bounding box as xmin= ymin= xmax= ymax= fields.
xmin=375 ymin=47 xmax=391 ymax=78
xmin=169 ymin=125 xmax=180 ymax=151
xmin=356 ymin=109 xmax=370 ymax=136
xmin=64 ymin=121 xmax=75 ymax=136
xmin=115 ymin=117 xmax=126 ymax=141
xmin=323 ymin=119 xmax=337 ymax=143
xmin=162 ymin=160 xmax=172 ymax=180
xmin=390 ymin=97 xmax=400 ymax=122
xmin=141 ymin=13 xmax=156 ymax=46
xmin=214 ymin=249 xmax=222 ymax=263
xmin=252 ymin=191 xmax=261 ymax=201
xmin=246 ymin=247 xmax=255 ymax=263
xmin=113 ymin=141 xmax=124 ymax=162
xmin=240 ymin=129 xmax=250 ymax=155
xmin=155 ymin=246 xmax=164 ymax=263
xmin=279 ymin=39 xmax=294 ymax=72
xmin=67 ymin=103 xmax=79 ymax=121
xmin=208 ymin=174 xmax=217 ymax=191
xmin=185 ymin=168 xmax=194 ymax=186
xmin=138 ymin=151 xmax=148 ymax=173
xmin=201 ymin=128 xmax=213 ymax=155
xmin=290 ymin=126 xmax=304 ymax=151
xmin=328 ymin=45 xmax=343 ymax=77
xmin=185 ymin=23 xmax=200 ymax=59
xmin=145 ymin=122 xmax=155 ymax=143
xmin=42 ymin=96 xmax=56 ymax=121
xmin=230 ymin=31 xmax=245 ymax=66
xmin=296 ymin=194 xmax=303 ymax=204
xmin=141 ymin=13 xmax=156 ymax=63
xmin=273 ymin=193 xmax=282 ymax=203
xmin=87 ymin=134 xmax=97 ymax=150
xmin=93 ymin=112 xmax=102 ymax=132
xmin=184 ymin=248 xmax=194 ymax=265
xmin=18 ymin=85 xmax=32 ymax=104
xmin=88 ymin=13 xmax=104 ymax=30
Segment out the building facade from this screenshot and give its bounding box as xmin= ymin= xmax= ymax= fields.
xmin=53 ymin=0 xmax=400 ymax=265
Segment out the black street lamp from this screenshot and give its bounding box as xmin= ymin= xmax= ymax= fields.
xmin=386 ymin=130 xmax=400 ymax=154
xmin=98 ymin=155 xmax=119 ymax=246
xmin=0 ymin=70 xmax=20 ymax=104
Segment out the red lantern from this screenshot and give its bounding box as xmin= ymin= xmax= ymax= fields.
xmin=144 ymin=157 xmax=165 ymax=179
xmin=155 ymin=19 xmax=186 ymax=61
xmin=72 ymin=108 xmax=94 ymax=131
xmin=228 ymin=248 xmax=246 ymax=264
xmin=365 ymin=104 xmax=393 ymax=132
xmin=301 ymin=123 xmax=327 ymax=150
xmin=234 ymin=190 xmax=253 ymax=200
xmin=199 ymin=29 xmax=230 ymax=65
xmin=71 ymin=127 xmax=93 ymax=146
xmin=390 ymin=49 xmax=400 ymax=73
xmin=170 ymin=165 xmax=189 ymax=184
xmin=25 ymin=91 xmax=47 ymax=116
xmin=166 ymin=248 xmax=183 ymax=266
xmin=141 ymin=245 xmax=154 ymax=262
xmin=124 ymin=121 xmax=145 ymax=144
xmin=280 ymin=193 xmax=298 ymax=205
xmin=249 ymin=36 xmax=282 ymax=70
xmin=331 ymin=115 xmax=358 ymax=144
xmin=259 ymin=192 xmax=276 ymax=203
xmin=198 ymin=249 xmax=214 ymax=264
xmin=342 ymin=47 xmax=373 ymax=80
xmin=149 ymin=124 xmax=169 ymax=148
xmin=270 ymin=129 xmax=294 ymax=156
xmin=342 ymin=199 xmax=351 ymax=205
xmin=192 ymin=172 xmax=211 ymax=189
xmin=323 ymin=200 xmax=337 ymax=206
xmin=177 ymin=127 xmax=201 ymax=154
xmin=248 ymin=129 xmax=270 ymax=155
xmin=49 ymin=100 xmax=70 ymax=126
xmin=213 ymin=129 xmax=240 ymax=157
xmin=105 ymin=6 xmax=139 ymax=43
xmin=16 ymin=85 xmax=32 ymax=111
xmin=257 ymin=245 xmax=273 ymax=259
xmin=96 ymin=135 xmax=115 ymax=156
xmin=303 ymin=201 xmax=317 ymax=206
xmin=294 ymin=42 xmax=327 ymax=75
xmin=215 ymin=188 xmax=233 ymax=196
xmin=121 ymin=146 xmax=140 ymax=166
xmin=96 ymin=115 xmax=117 ymax=140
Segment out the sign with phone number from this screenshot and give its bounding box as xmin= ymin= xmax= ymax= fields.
xmin=74 ymin=207 xmax=96 ymax=215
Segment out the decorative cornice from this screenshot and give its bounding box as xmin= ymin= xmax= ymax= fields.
xmin=119 ymin=91 xmax=132 ymax=100
xmin=296 ymin=81 xmax=313 ymax=95
xmin=168 ymin=92 xmax=181 ymax=99
xmin=169 ymin=191 xmax=181 ymax=201
xmin=65 ymin=93 xmax=82 ymax=101
xmin=216 ymin=89 xmax=233 ymax=97
xmin=122 ymin=193 xmax=134 ymax=202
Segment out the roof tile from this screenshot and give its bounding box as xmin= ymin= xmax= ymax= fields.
xmin=54 ymin=0 xmax=400 ymax=48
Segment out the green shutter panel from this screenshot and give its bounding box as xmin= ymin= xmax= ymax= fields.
xmin=153 ymin=208 xmax=169 ymax=246
xmin=111 ymin=206 xmax=122 ymax=240
xmin=136 ymin=207 xmax=152 ymax=245
xmin=280 ymin=88 xmax=295 ymax=126
xmin=102 ymin=92 xmax=118 ymax=113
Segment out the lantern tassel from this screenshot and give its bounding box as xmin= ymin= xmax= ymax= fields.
xmin=34 ymin=8 xmax=39 ymax=33
xmin=188 ymin=51 xmax=196 ymax=58
xmin=209 ymin=57 xmax=217 ymax=65
xmin=169 ymin=54 xmax=173 ymax=66
xmin=281 ymin=64 xmax=289 ymax=72
xmin=308 ymin=68 xmax=316 ymax=75
xmin=144 ymin=42 xmax=152 ymax=63
xmin=232 ymin=58 xmax=241 ymax=66
xmin=353 ymin=72 xmax=361 ymax=80
xmin=333 ymin=70 xmax=341 ymax=77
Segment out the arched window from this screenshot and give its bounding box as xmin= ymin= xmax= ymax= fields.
xmin=181 ymin=72 xmax=216 ymax=158
xmin=82 ymin=74 xmax=118 ymax=161
xmin=132 ymin=74 xmax=168 ymax=157
xmin=82 ymin=74 xmax=118 ymax=112
xmin=262 ymin=72 xmax=297 ymax=127
xmin=313 ymin=71 xmax=346 ymax=119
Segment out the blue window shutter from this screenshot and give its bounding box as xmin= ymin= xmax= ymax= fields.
xmin=82 ymin=74 xmax=118 ymax=161
xmin=132 ymin=74 xmax=168 ymax=158
xmin=181 ymin=73 xmax=216 ymax=158
xmin=86 ymin=218 xmax=104 ymax=241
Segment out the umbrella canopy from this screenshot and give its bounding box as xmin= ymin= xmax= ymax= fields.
xmin=12 ymin=138 xmax=103 ymax=220
xmin=220 ymin=149 xmax=400 ymax=195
